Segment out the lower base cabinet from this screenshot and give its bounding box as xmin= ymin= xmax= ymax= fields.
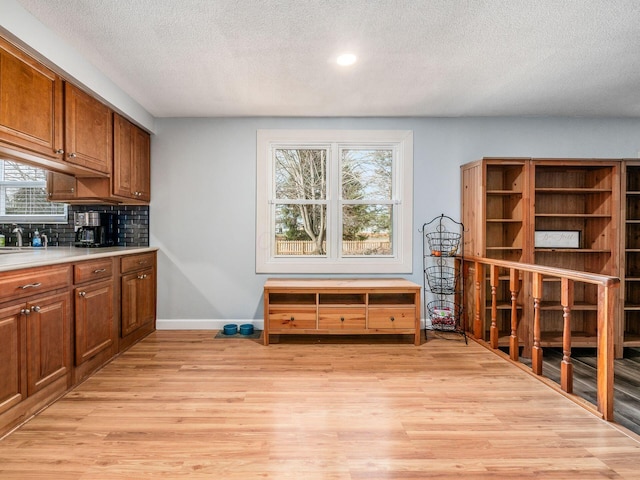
xmin=119 ymin=252 xmax=156 ymax=351
xmin=26 ymin=291 xmax=72 ymax=396
xmin=0 ymin=250 xmax=157 ymax=437
xmin=0 ymin=289 xmax=72 ymax=436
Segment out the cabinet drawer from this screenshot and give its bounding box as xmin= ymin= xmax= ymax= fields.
xmin=121 ymin=252 xmax=155 ymax=274
xmin=0 ymin=265 xmax=72 ymax=304
xmin=368 ymin=307 xmax=415 ymax=329
xmin=269 ymin=307 xmax=316 ymax=330
xmin=74 ymin=258 xmax=113 ymax=284
xmin=318 ymin=307 xmax=366 ymax=330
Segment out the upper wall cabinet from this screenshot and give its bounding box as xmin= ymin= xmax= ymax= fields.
xmin=0 ymin=36 xmax=64 ymax=161
xmin=114 ymin=113 xmax=150 ymax=202
xmin=47 ymin=114 xmax=151 ymax=205
xmin=64 ymin=83 xmax=112 ymax=175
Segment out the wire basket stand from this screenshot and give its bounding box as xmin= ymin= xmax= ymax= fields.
xmin=420 ymin=214 xmax=467 ymax=343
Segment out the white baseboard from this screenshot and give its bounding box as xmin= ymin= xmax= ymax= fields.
xmin=156 ymin=319 xmax=264 ymax=330
xmin=157 ymin=318 xmax=428 ymax=330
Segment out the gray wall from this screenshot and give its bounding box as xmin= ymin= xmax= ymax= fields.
xmin=151 ymin=116 xmax=640 ymax=328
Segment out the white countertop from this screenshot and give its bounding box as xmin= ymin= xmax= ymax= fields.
xmin=0 ymin=246 xmax=158 ymax=272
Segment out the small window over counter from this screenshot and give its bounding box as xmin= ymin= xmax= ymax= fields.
xmin=0 ymin=160 xmax=68 ymax=223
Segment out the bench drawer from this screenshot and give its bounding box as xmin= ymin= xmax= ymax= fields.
xmin=318 ymin=307 xmax=366 ymax=330
xmin=368 ymin=307 xmax=415 ymax=329
xmin=269 ymin=307 xmax=316 ymax=330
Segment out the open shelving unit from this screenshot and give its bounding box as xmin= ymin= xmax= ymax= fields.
xmin=623 ymin=162 xmax=640 ymax=347
xmin=461 ymin=158 xmax=623 ymax=356
xmin=532 ymin=161 xmax=618 ymax=349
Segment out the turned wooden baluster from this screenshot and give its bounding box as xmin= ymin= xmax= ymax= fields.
xmin=560 ymin=278 xmax=574 ymax=393
xmin=532 ymin=272 xmax=543 ymax=375
xmin=474 ymin=261 xmax=483 ymax=339
xmin=597 ymin=283 xmax=615 ymax=421
xmin=489 ymin=265 xmax=499 ymax=349
xmin=509 ymin=268 xmax=520 ymax=361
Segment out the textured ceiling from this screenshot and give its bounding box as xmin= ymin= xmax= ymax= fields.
xmin=15 ymin=0 xmax=640 ymax=118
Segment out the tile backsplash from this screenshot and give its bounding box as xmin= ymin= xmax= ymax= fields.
xmin=0 ymin=205 xmax=149 ymax=247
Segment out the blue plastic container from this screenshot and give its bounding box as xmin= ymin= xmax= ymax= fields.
xmin=223 ymin=324 xmax=238 ymax=335
xmin=239 ymin=324 xmax=254 ymax=335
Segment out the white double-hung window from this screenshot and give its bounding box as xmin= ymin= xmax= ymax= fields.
xmin=256 ymin=129 xmax=413 ymax=273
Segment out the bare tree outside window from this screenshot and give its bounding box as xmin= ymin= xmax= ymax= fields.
xmin=274 ymin=149 xmax=327 ymax=255
xmin=273 ymin=147 xmax=394 ymax=257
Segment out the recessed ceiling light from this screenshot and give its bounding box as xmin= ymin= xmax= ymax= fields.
xmin=336 ymin=53 xmax=357 ymax=66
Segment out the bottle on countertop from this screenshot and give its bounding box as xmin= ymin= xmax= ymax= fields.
xmin=32 ymin=229 xmax=42 ymax=247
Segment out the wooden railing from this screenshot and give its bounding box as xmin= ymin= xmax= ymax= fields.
xmin=462 ymin=255 xmax=620 ymax=421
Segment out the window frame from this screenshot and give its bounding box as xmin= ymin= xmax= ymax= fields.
xmin=256 ymin=129 xmax=413 ymax=274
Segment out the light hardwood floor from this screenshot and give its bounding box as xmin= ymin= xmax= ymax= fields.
xmin=1 ymin=331 xmax=639 ymax=479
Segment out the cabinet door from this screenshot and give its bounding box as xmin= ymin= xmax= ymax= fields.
xmin=114 ymin=113 xmax=150 ymax=201
xmin=46 ymin=171 xmax=77 ymax=201
xmin=0 ymin=303 xmax=26 ymax=415
xmin=26 ymin=291 xmax=71 ymax=395
xmin=132 ymin=123 xmax=151 ymax=201
xmin=0 ymin=36 xmax=63 ymax=159
xmin=74 ymin=281 xmax=115 ymax=366
xmin=113 ymin=113 xmax=133 ymax=198
xmin=64 ymin=83 xmax=112 ymax=174
xmin=121 ymin=267 xmax=155 ymax=337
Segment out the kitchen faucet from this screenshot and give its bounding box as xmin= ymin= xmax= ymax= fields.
xmin=12 ymin=224 xmax=23 ymax=247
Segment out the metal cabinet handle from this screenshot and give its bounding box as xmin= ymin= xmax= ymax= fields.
xmin=31 ymin=305 xmax=41 ymax=313
xmin=137 ymin=274 xmax=147 ymax=280
xmin=290 ymin=316 xmax=295 ymax=321
xmin=390 ymin=316 xmax=395 ymax=322
xmin=68 ymin=153 xmax=77 ymax=158
xmin=340 ymin=317 xmax=345 ymax=322
xmin=78 ymin=291 xmax=86 ymax=297
xmin=93 ymin=268 xmax=107 ymax=273
xmin=20 ymin=308 xmax=31 ymax=315
xmin=20 ymin=282 xmax=42 ymax=290
xmin=55 ymin=149 xmax=64 ymax=154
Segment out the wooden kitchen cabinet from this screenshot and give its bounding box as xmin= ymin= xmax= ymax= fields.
xmin=46 ymin=171 xmax=77 ymax=201
xmin=114 ymin=113 xmax=151 ymax=201
xmin=0 ymin=264 xmax=72 ymax=437
xmin=25 ymin=290 xmax=72 ymax=395
xmin=120 ymin=252 xmax=156 ymax=351
xmin=0 ymin=36 xmax=64 ymax=162
xmin=0 ymin=303 xmax=26 ymax=417
xmin=73 ymin=258 xmax=117 ymax=382
xmin=0 ymin=290 xmax=71 ymax=409
xmin=263 ymin=278 xmax=421 ymax=345
xmin=64 ymin=83 xmax=112 ymax=175
xmin=46 ymin=114 xmax=151 ymax=205
xmin=0 ymin=250 xmax=157 ymax=437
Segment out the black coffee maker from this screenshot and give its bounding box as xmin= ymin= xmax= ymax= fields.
xmin=74 ymin=212 xmax=117 ymax=247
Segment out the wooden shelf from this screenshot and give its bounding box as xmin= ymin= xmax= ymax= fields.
xmin=535 ymin=188 xmax=612 ymax=193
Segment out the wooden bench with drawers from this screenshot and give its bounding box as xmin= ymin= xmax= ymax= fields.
xmin=263 ymin=278 xmax=421 ymax=345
